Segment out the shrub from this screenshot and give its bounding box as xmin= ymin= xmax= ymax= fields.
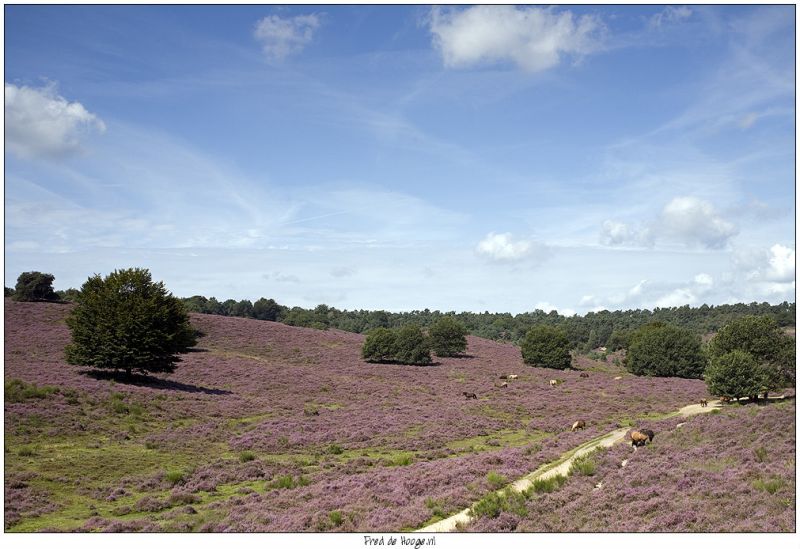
xmin=569 ymin=454 xmax=597 ymax=476
xmin=531 ymin=474 xmax=567 ymax=493
xmin=625 ymin=323 xmax=705 ymax=378
xmin=164 ymin=470 xmax=185 ymax=486
xmin=5 ymin=379 xmax=59 ymax=403
xmin=471 ymin=488 xmax=528 ymax=519
xmin=428 ymin=317 xmax=468 ymax=357
xmin=326 ymin=444 xmax=344 ymax=455
xmin=65 ymin=268 xmax=197 ymax=377
xmin=13 ymin=271 xmax=59 ymax=302
xmin=704 ymin=350 xmax=764 ymax=401
xmin=328 ymin=510 xmax=344 ymax=527
xmin=394 ymin=325 xmax=432 ymax=365
xmin=754 ymin=447 xmax=768 ymax=463
xmin=486 ymin=471 xmax=508 ymax=490
xmin=521 ymin=325 xmax=571 ymax=369
xmin=707 ymin=316 xmax=795 ymax=390
xmin=361 ymin=327 xmax=398 ymax=363
xmin=239 ymin=451 xmax=256 ymax=463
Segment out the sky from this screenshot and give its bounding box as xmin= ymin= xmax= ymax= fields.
xmin=3 ymin=4 xmax=796 ymax=315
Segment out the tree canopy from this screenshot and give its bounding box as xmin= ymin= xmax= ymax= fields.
xmin=704 ymin=350 xmax=764 ymax=400
xmin=65 ymin=268 xmax=197 ymax=377
xmin=521 ymin=325 xmax=571 ymax=369
xmin=13 ymin=271 xmax=59 ymax=302
xmin=625 ymin=323 xmax=705 ymax=378
xmin=428 ymin=317 xmax=468 ymax=357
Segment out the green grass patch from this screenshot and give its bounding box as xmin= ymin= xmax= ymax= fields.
xmin=164 ymin=470 xmax=185 ymax=486
xmin=239 ymin=450 xmax=256 ymax=463
xmin=569 ymin=454 xmax=597 ymax=476
xmin=531 ymin=474 xmax=568 ymax=493
xmin=447 ymin=428 xmax=549 ymax=454
xmin=486 ymin=471 xmax=508 ymax=490
xmin=266 ymin=474 xmax=310 ymax=490
xmin=754 ymin=447 xmax=768 ymax=463
xmin=470 ymin=488 xmax=528 ymax=519
xmin=5 ymin=379 xmax=60 ymax=403
xmin=752 ymin=477 xmax=785 ymax=495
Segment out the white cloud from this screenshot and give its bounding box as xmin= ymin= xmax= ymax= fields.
xmin=659 ymin=196 xmax=737 ymax=249
xmin=254 ymin=13 xmax=322 ymax=62
xmin=476 ymin=232 xmax=548 ymax=262
xmin=694 ymin=273 xmax=713 ymax=286
xmin=735 ymin=243 xmax=795 ymax=283
xmin=600 ymin=220 xmax=654 ymax=247
xmin=428 ymin=5 xmax=604 ymax=72
xmin=5 ymin=82 xmax=106 ymax=159
xmin=649 ymin=6 xmax=692 ymax=29
xmin=654 ymin=287 xmax=696 ymax=308
xmin=534 ymin=302 xmax=575 ymax=317
xmin=765 ymin=244 xmax=795 ymax=282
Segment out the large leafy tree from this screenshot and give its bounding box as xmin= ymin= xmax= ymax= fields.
xmin=361 ymin=327 xmax=398 ymax=363
xmin=65 ymin=268 xmax=197 ymax=377
xmin=394 ymin=325 xmax=432 ymax=365
xmin=13 ymin=271 xmax=59 ymax=302
xmin=428 ymin=317 xmax=468 ymax=357
xmin=625 ymin=323 xmax=705 ymax=378
xmin=521 ymin=325 xmax=571 ymax=369
xmin=705 ymin=350 xmax=765 ymax=400
xmin=706 ymin=315 xmax=795 ymax=391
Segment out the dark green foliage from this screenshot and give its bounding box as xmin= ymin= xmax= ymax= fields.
xmin=13 ymin=271 xmax=59 ymax=302
xmin=56 ymin=288 xmax=81 ymax=302
xmin=253 ymin=298 xmax=283 ymax=321
xmin=705 ymin=350 xmax=764 ymax=400
xmin=5 ymin=286 xmax=14 ymax=297
xmin=471 ymin=488 xmax=528 ymax=519
xmin=428 ymin=316 xmax=468 ymax=357
xmin=394 ymin=324 xmax=432 ymax=365
xmin=65 ymin=268 xmax=197 ymax=377
xmin=521 ymin=325 xmax=571 ymax=369
xmin=624 ymin=323 xmax=705 ymax=378
xmin=707 ymin=316 xmax=795 ymax=389
xmin=362 ymin=327 xmax=398 ymax=363
xmin=607 ymin=329 xmax=630 ymax=351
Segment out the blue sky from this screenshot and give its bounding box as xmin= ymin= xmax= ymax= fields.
xmin=4 ymin=4 xmax=795 ymax=314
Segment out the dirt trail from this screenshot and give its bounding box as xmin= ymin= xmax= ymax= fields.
xmin=415 ymin=399 xmax=722 ymax=533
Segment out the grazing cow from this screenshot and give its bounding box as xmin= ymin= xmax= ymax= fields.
xmin=303 ymin=409 xmax=319 ymax=417
xmin=614 ymin=376 xmax=622 ymax=380
xmin=700 ymin=399 xmax=708 ymax=407
xmin=571 ymin=420 xmax=586 ymax=432
xmin=463 ymin=392 xmax=478 ymax=400
xmin=496 ymin=381 xmax=508 ymax=388
xmin=580 ymin=372 xmax=589 ymax=378
xmin=508 ymin=374 xmax=519 ymax=380
xmin=629 ymin=430 xmax=649 ymax=447
xmin=550 ymin=379 xmax=558 ymax=387
xmin=720 ymin=396 xmax=732 ymax=404
xmin=639 ymin=429 xmax=655 ymax=443
xmin=499 ymin=374 xmax=508 ymax=380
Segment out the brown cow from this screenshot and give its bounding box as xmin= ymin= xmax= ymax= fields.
xmin=720 ymin=396 xmax=732 ymax=404
xmin=630 ymin=430 xmax=649 ymax=447
xmin=700 ymin=399 xmax=708 ymax=407
xmin=580 ymin=372 xmax=590 ymax=378
xmin=639 ymin=429 xmax=655 ymax=442
xmin=303 ymin=409 xmax=319 ymax=417
xmin=463 ymin=392 xmax=478 ymax=400
xmin=498 ymin=374 xmax=508 ymax=380
xmin=571 ymin=420 xmax=586 ymax=432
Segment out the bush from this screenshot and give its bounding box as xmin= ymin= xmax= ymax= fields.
xmin=428 ymin=317 xmax=468 ymax=357
xmin=164 ymin=470 xmax=185 ymax=486
xmin=531 ymin=474 xmax=567 ymax=493
xmin=704 ymin=350 xmax=764 ymax=401
xmin=5 ymin=379 xmax=59 ymax=403
xmin=65 ymin=268 xmax=197 ymax=377
xmin=239 ymin=451 xmax=256 ymax=463
xmin=625 ymin=323 xmax=705 ymax=378
xmin=707 ymin=316 xmax=795 ymax=390
xmin=394 ymin=325 xmax=432 ymax=365
xmin=361 ymin=327 xmax=398 ymax=363
xmin=486 ymin=471 xmax=508 ymax=490
xmin=521 ymin=325 xmax=571 ymax=369
xmin=13 ymin=271 xmax=59 ymax=302
xmin=471 ymin=488 xmax=528 ymax=519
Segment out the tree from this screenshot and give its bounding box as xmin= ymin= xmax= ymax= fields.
xmin=253 ymin=298 xmax=283 ymax=321
xmin=428 ymin=317 xmax=468 ymax=357
xmin=361 ymin=327 xmax=398 ymax=363
xmin=65 ymin=268 xmax=197 ymax=377
xmin=5 ymin=287 xmax=14 ymax=297
xmin=394 ymin=325 xmax=432 ymax=365
xmin=624 ymin=323 xmax=705 ymax=378
xmin=707 ymin=316 xmax=795 ymax=392
xmin=13 ymin=271 xmax=59 ymax=302
xmin=705 ymin=350 xmax=765 ymax=400
xmin=521 ymin=325 xmax=571 ymax=369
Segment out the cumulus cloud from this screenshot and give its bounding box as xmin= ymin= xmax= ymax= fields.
xmin=735 ymin=243 xmax=795 ymax=283
xmin=659 ymin=196 xmax=737 ymax=249
xmin=534 ymin=302 xmax=576 ymax=317
xmin=476 ymin=232 xmax=548 ymax=262
xmin=600 ymin=220 xmax=654 ymax=247
xmin=5 ymin=82 xmax=106 ymax=159
xmin=428 ymin=5 xmax=604 ymax=72
xmin=649 ymin=6 xmax=692 ymax=29
xmin=254 ymin=13 xmax=322 ymax=61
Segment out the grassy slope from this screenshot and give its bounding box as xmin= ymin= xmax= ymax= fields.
xmin=3 ymin=299 xmax=741 ymax=532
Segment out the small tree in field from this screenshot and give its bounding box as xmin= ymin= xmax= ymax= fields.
xmin=65 ymin=268 xmax=197 ymax=377
xmin=705 ymin=350 xmax=765 ymax=401
xmin=625 ymin=323 xmax=705 ymax=378
xmin=13 ymin=271 xmax=59 ymax=302
xmin=521 ymin=325 xmax=571 ymax=369
xmin=394 ymin=325 xmax=432 ymax=365
xmin=362 ymin=327 xmax=398 ymax=363
xmin=428 ymin=317 xmax=468 ymax=357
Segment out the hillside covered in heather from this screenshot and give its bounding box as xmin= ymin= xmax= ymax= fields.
xmin=4 ymin=299 xmax=794 ymax=532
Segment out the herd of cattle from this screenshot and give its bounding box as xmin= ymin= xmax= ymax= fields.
xmin=457 ymin=372 xmax=724 ymax=448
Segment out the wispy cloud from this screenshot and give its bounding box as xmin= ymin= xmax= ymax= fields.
xmin=5 ymin=82 xmax=106 ymax=159
xmin=476 ymin=232 xmax=549 ymax=263
xmin=428 ymin=5 xmax=605 ymax=72
xmin=254 ymin=13 xmax=323 ymax=62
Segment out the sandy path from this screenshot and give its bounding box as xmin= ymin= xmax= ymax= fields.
xmin=415 ymin=399 xmax=722 ymax=533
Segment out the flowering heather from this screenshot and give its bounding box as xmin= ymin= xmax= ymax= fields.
xmin=6 ymin=299 xmax=784 ymax=532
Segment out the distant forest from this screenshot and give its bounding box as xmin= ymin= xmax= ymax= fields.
xmin=178 ymin=295 xmax=796 ymax=351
